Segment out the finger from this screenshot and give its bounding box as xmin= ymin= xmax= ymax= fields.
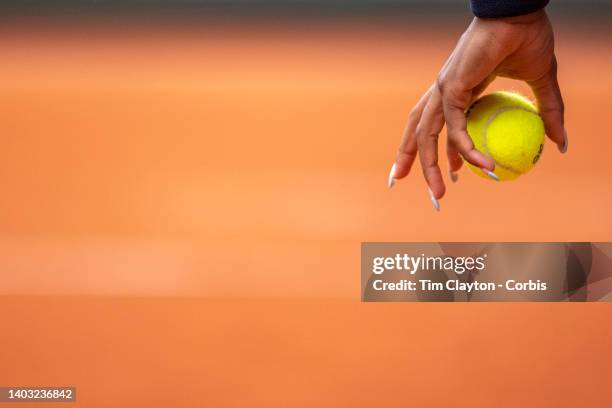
xmin=440 ymin=84 xmax=496 ymax=172
xmin=393 ymin=85 xmax=435 ymax=181
xmin=446 ymin=139 xmax=463 ymax=182
xmin=446 ymin=74 xmax=496 ymax=182
xmin=416 ymin=86 xmax=446 ymax=199
xmin=471 ymin=74 xmax=496 ymax=103
xmin=436 ymin=30 xmax=511 ymax=174
xmin=528 ymin=56 xmax=567 ymax=153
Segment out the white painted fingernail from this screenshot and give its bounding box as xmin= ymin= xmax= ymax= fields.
xmin=388 ymin=163 xmax=397 ymax=189
xmin=428 ymin=187 xmax=440 ymax=211
xmin=449 ymin=170 xmax=458 ymax=183
xmin=558 ymin=129 xmax=568 ymax=154
xmin=481 ymin=168 xmax=500 ymax=181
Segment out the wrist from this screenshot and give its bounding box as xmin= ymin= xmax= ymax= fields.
xmin=496 ymin=9 xmax=547 ymax=25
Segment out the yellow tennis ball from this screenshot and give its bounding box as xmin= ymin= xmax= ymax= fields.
xmin=465 ymin=91 xmax=545 ymax=181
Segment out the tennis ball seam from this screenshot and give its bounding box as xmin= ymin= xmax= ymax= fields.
xmin=482 ymin=106 xmax=541 ymax=176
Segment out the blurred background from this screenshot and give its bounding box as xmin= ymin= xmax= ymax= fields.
xmin=1 ymin=1 xmax=611 ymax=406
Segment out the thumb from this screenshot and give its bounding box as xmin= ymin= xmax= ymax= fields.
xmin=528 ymin=56 xmax=568 ymax=153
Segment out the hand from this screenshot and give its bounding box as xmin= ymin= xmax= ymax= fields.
xmin=388 ymin=10 xmax=567 ymax=210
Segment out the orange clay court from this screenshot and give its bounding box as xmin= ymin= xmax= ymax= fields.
xmin=0 ymin=17 xmax=611 ymax=407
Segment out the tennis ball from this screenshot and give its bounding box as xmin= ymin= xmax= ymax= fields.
xmin=465 ymin=91 xmax=545 ymax=181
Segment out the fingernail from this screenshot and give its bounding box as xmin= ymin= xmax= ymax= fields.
xmin=428 ymin=187 xmax=440 ymax=211
xmin=481 ymin=168 xmax=500 ymax=181
xmin=449 ymin=170 xmax=458 ymax=183
xmin=558 ymin=129 xmax=568 ymax=154
xmin=388 ymin=163 xmax=397 ymax=189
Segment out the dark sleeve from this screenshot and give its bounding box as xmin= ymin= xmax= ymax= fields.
xmin=470 ymin=0 xmax=550 ymax=18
